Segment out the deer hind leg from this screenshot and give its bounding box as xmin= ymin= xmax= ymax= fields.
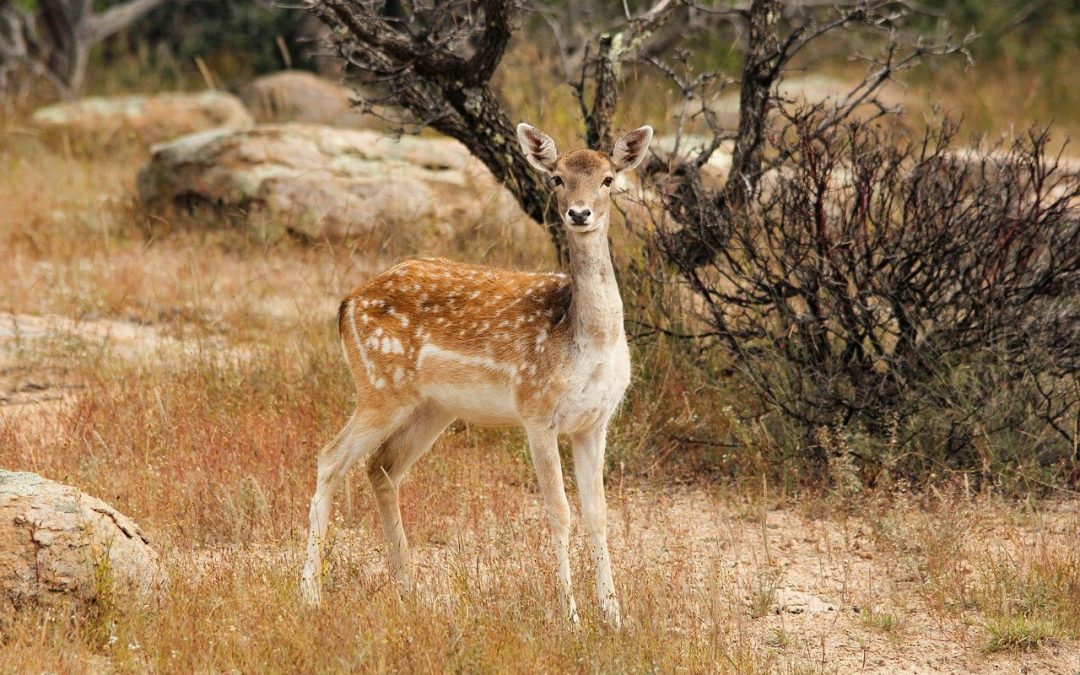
xmin=366 ymin=403 xmax=454 ymax=592
xmin=301 ymin=407 xmax=404 ymax=606
xmin=525 ymin=425 xmax=579 ymax=623
xmin=572 ymin=423 xmax=621 ymax=628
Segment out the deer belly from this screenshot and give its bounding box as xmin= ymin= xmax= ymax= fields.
xmin=415 ymin=346 xmax=521 ymax=425
xmin=421 ymin=380 xmax=519 ymax=425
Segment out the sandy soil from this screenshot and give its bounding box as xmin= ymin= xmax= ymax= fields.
xmin=182 ymin=485 xmax=1080 ymax=674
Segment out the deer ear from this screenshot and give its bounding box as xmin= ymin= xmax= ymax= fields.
xmin=517 ymin=123 xmax=558 ymax=174
xmin=611 ymin=125 xmax=653 ymax=173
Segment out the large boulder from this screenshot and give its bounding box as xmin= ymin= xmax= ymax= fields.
xmin=137 ymin=125 xmax=525 ymax=239
xmin=240 ymin=71 xmax=380 ymax=129
xmin=0 ymin=470 xmax=163 ymax=622
xmin=31 ymin=91 xmax=254 ymax=150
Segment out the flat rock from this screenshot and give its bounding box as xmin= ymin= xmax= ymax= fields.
xmin=0 ymin=470 xmax=164 ymax=623
xmin=772 ymin=588 xmax=837 ymax=615
xmin=31 ymin=91 xmax=254 ymax=150
xmin=137 ymin=124 xmax=525 ymax=239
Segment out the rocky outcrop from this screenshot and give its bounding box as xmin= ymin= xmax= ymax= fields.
xmin=0 ymin=470 xmax=164 ymax=622
xmin=137 ymin=125 xmax=525 ymax=239
xmin=31 ymin=91 xmax=254 ymax=149
xmin=240 ymin=71 xmax=381 ymax=129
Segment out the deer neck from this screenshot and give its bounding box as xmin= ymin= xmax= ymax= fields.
xmin=566 ymin=220 xmax=624 ymax=348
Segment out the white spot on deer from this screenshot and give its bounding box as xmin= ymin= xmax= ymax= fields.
xmin=348 ymin=303 xmax=382 ymax=389
xmin=469 ymin=291 xmax=480 ymax=299
xmin=381 ymin=336 xmax=404 ymax=354
xmin=398 ymin=314 xmax=410 ymax=327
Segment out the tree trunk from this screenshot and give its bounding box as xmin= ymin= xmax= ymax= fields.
xmin=441 ymin=84 xmax=568 ymax=263
xmin=16 ymin=0 xmax=166 ymax=97
xmin=725 ymin=0 xmax=782 ymax=209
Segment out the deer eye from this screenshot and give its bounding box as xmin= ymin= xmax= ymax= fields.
xmin=552 ymin=176 xmax=563 ymax=187
xmin=602 ymin=176 xmax=613 ymax=187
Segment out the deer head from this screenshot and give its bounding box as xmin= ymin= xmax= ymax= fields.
xmin=516 ymin=123 xmax=653 ymax=234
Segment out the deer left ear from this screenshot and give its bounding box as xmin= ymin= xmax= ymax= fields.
xmin=611 ymin=125 xmax=653 ymax=173
xmin=517 ymin=123 xmax=559 ymax=174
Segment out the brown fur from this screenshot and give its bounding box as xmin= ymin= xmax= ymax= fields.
xmin=338 ymin=258 xmax=574 ymax=417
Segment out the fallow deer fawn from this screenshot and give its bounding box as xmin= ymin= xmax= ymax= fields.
xmin=300 ymin=123 xmax=653 ymax=627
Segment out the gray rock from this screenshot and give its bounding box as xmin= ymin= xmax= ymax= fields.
xmin=0 ymin=470 xmax=164 ymax=623
xmin=651 ymin=135 xmax=734 ymax=189
xmin=31 ymin=91 xmax=254 ymax=149
xmin=137 ymin=124 xmax=525 ymax=239
xmin=241 ymin=70 xmax=382 ymax=129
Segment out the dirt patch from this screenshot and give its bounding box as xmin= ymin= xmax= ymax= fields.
xmin=0 ymin=312 xmax=248 ymax=436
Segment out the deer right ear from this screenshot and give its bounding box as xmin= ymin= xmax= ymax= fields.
xmin=517 ymin=123 xmax=558 ymax=174
xmin=611 ymin=125 xmax=653 ymax=173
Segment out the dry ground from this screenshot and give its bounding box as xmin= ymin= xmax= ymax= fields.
xmin=2 ymin=117 xmax=1079 ymax=673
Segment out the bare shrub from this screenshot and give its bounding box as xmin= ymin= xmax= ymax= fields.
xmin=648 ymin=113 xmax=1080 ymax=484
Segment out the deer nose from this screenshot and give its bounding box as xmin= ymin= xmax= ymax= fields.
xmin=567 ymin=207 xmax=591 ymax=224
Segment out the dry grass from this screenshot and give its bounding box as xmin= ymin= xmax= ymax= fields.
xmin=2 ymin=59 xmax=1080 ymax=672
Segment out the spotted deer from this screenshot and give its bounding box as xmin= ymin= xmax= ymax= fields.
xmin=300 ymin=123 xmax=654 ymax=626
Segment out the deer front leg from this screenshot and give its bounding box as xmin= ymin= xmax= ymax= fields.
xmin=572 ymin=423 xmax=621 ymax=628
xmin=525 ymin=425 xmax=578 ymax=624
